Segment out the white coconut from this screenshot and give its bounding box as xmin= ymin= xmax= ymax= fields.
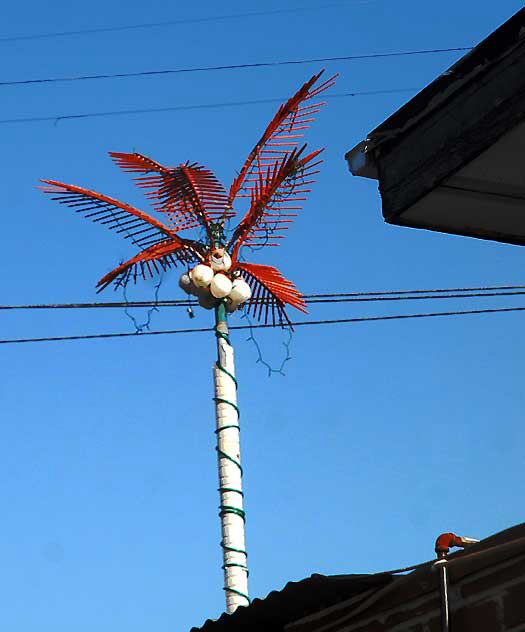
xmin=196 ymin=286 xmax=217 ymax=309
xmin=190 ymin=264 xmax=214 ymax=287
xmin=210 ymin=249 xmax=232 ymax=272
xmin=210 ymin=273 xmax=233 ymax=299
xmin=179 ymin=272 xmax=199 ymax=296
xmin=229 ymin=278 xmax=252 ymax=306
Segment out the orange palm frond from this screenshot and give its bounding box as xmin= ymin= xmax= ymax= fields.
xmin=110 ymin=152 xmax=232 ymax=235
xmin=235 ymin=262 xmax=307 ymax=327
xmin=228 ymin=70 xmax=337 ymax=207
xmin=40 ymin=180 xmax=204 ymax=290
xmin=40 ymin=179 xmax=183 ymax=249
xmin=40 ymin=71 xmax=335 ymax=304
xmin=96 ymin=239 xmax=199 ymax=292
xmin=229 ymin=146 xmax=323 ymax=260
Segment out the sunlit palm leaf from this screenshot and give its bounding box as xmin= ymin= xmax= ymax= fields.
xmin=235 ymin=262 xmax=307 ymax=326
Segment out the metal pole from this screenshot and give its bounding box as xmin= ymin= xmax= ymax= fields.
xmin=433 ymin=532 xmax=480 ymax=632
xmin=435 ymin=558 xmax=450 ymax=632
xmin=213 ymin=302 xmax=249 ymax=613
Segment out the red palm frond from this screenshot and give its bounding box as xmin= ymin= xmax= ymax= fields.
xmin=228 ymin=146 xmax=323 ymax=260
xmin=40 ymin=179 xmax=183 ymax=249
xmin=40 ymin=180 xmax=205 ymax=290
xmin=235 ymin=262 xmax=307 ymax=327
xmin=228 ymin=70 xmax=337 ymax=207
xmin=109 ymin=151 xmax=168 ymax=174
xmin=96 ymin=239 xmax=199 ymax=292
xmin=110 ymin=152 xmax=232 ymax=234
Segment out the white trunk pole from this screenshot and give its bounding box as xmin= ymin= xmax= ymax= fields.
xmin=213 ymin=302 xmax=249 ymax=613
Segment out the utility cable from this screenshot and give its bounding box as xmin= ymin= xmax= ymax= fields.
xmin=1 ymin=305 xmax=524 ymax=345
xmin=0 ymin=2 xmax=381 ymax=43
xmin=0 ymin=89 xmax=418 ymax=126
xmin=304 ymin=290 xmax=525 ymax=303
xmin=0 ymin=46 xmax=472 ymax=86
xmin=0 ymin=48 xmax=470 ymax=88
xmin=303 ymin=285 xmax=525 ymax=297
xmin=1 ymin=287 xmax=525 ymax=310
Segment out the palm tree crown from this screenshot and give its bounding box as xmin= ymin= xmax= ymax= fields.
xmin=40 ymin=71 xmax=336 ymax=326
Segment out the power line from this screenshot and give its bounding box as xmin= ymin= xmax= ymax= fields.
xmin=1 ymin=306 xmax=524 ymax=345
xmin=1 ymin=286 xmax=524 ymax=310
xmin=303 ymin=285 xmax=525 ymax=297
xmin=0 ymin=48 xmax=471 ymax=88
xmin=0 ymin=2 xmax=379 ymax=43
xmin=0 ymin=88 xmax=443 ymax=126
xmin=306 ymin=290 xmax=525 ymax=303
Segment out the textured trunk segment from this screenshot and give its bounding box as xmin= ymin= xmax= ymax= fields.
xmin=213 ymin=304 xmax=249 ymax=613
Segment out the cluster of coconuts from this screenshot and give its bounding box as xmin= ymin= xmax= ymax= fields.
xmin=179 ymin=247 xmax=252 ymax=312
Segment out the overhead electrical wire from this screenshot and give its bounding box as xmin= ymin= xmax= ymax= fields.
xmin=0 ymin=1 xmax=382 ymax=43
xmin=0 ymin=48 xmax=471 ymax=88
xmin=0 ymin=46 xmax=473 ymax=126
xmin=303 ymin=285 xmax=525 ymax=296
xmin=1 ymin=306 xmax=525 ymax=345
xmin=305 ymin=290 xmax=525 ymax=303
xmin=1 ymin=286 xmax=524 ymax=311
xmin=0 ymin=89 xmax=418 ymax=126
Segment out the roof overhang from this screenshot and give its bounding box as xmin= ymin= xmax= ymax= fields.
xmin=346 ymin=8 xmax=525 ymax=246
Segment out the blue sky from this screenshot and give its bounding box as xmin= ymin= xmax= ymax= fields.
xmin=1 ymin=1 xmax=524 ymax=630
